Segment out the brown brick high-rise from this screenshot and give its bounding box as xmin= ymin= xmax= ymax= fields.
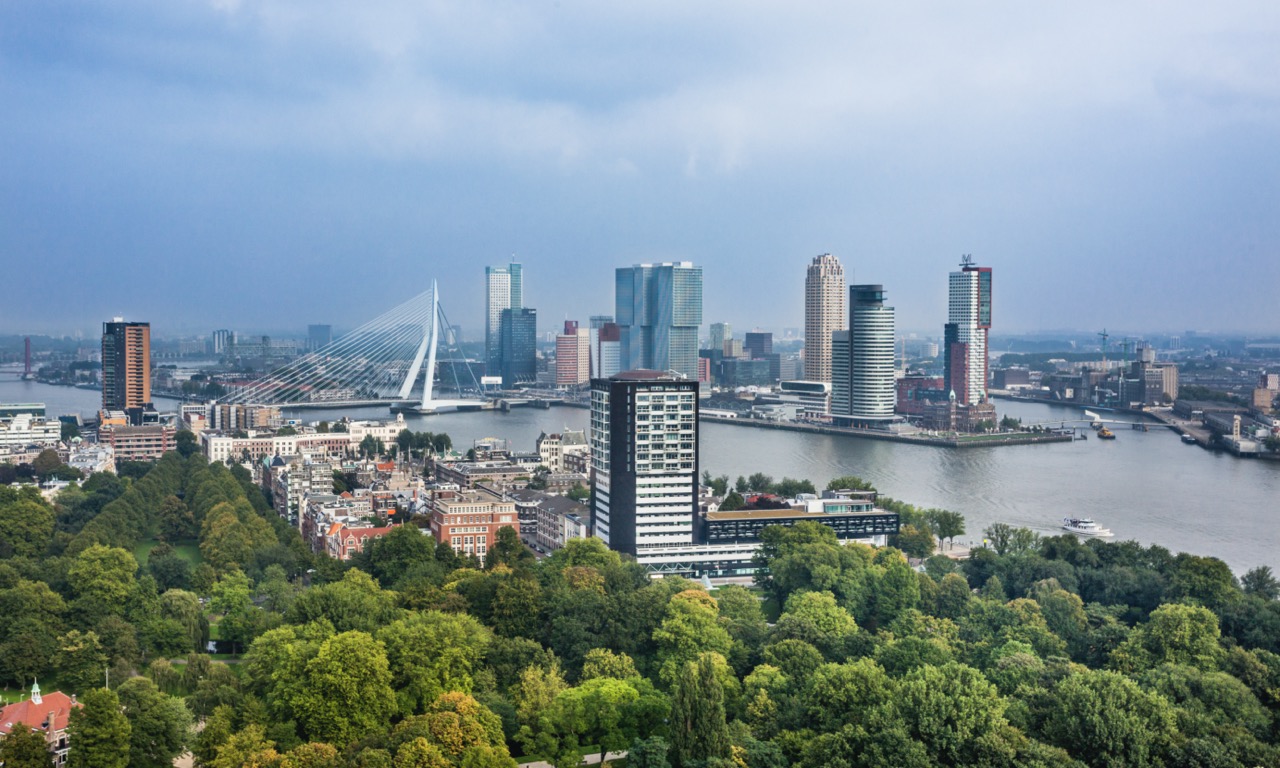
xmin=102 ymin=320 xmax=151 ymax=424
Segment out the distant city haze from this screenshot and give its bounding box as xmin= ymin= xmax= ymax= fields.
xmin=2 ymin=3 xmax=1278 ymax=336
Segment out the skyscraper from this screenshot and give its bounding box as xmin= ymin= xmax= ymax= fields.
xmin=944 ymin=257 xmax=992 ymax=405
xmin=832 ymin=285 xmax=896 ymax=425
xmin=744 ymin=331 xmax=772 ymax=359
xmin=307 ymin=324 xmax=332 ymax=351
xmin=210 ymin=329 xmax=235 ymax=355
xmin=615 ymin=262 xmax=702 ymax=380
xmin=101 ymin=319 xmax=151 ymax=424
xmin=596 ymin=322 xmax=622 ymax=379
xmin=590 ymin=371 xmax=699 ymax=556
xmin=555 ymin=320 xmax=590 ymax=387
xmin=485 ymin=261 xmax=524 ymax=373
xmin=498 ymin=308 xmax=537 ymax=388
xmin=804 ymin=253 xmax=846 ymax=384
xmin=709 ymin=322 xmax=732 ymax=354
xmin=588 ymin=315 xmax=614 ymax=378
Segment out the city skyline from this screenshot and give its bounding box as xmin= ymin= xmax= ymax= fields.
xmin=3 ymin=4 xmax=1278 ymax=336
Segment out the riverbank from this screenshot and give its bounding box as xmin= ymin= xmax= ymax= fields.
xmin=699 ymin=413 xmax=1073 ymax=448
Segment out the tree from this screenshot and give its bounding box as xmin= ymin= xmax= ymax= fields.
xmin=1111 ymin=602 xmax=1224 ymax=672
xmin=211 ymin=569 xmax=259 ymax=654
xmin=281 ymin=742 xmax=342 ymax=768
xmin=628 ymin=736 xmax=672 ymax=768
xmin=552 ymin=677 xmax=641 ymax=764
xmin=670 ymin=655 xmax=730 ymax=768
xmin=0 ymin=497 xmax=55 ymax=558
xmin=581 ymin=648 xmax=639 ymax=680
xmin=376 ymin=611 xmax=492 ymax=716
xmin=896 ymin=663 xmax=1008 ymax=765
xmin=566 ymin=483 xmax=589 ymax=502
xmin=924 ymin=509 xmax=966 ymax=550
xmin=894 ymin=524 xmax=935 ymax=560
xmin=746 ymin=472 xmax=773 ymax=492
xmin=486 ymin=526 xmax=533 ymax=570
xmin=68 ymin=688 xmax=131 ymax=768
xmin=1241 ymin=565 xmax=1280 ymax=600
xmin=514 ymin=663 xmax=568 ymax=760
xmin=654 ymin=590 xmax=733 ymax=684
xmin=55 ymin=630 xmax=109 ymax=693
xmin=116 ymin=676 xmax=191 ymax=768
xmin=826 ymin=475 xmax=875 ymax=492
xmin=0 ymin=726 xmax=54 ymax=768
xmin=208 ymin=724 xmax=280 ymax=768
xmin=67 ymin=545 xmax=138 ymax=615
xmin=1040 ymin=669 xmax=1177 ymax=768
xmin=292 ymin=630 xmax=396 ymax=745
xmin=174 ymin=430 xmax=199 ymax=458
xmin=157 ymin=495 xmax=196 ymax=542
xmin=772 ymin=591 xmax=859 ymax=659
xmin=359 ymin=435 xmax=384 ymax=458
xmin=526 ymin=466 xmax=551 ymax=490
xmin=718 ymin=491 xmax=745 ymax=511
xmin=32 ymin=449 xmax=63 ymax=481
xmin=286 ymin=568 xmax=401 ymax=633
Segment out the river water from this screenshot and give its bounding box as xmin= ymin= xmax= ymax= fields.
xmin=4 ymin=370 xmax=1276 ymax=572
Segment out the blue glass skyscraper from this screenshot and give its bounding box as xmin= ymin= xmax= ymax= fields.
xmin=614 ymin=262 xmax=702 ymax=380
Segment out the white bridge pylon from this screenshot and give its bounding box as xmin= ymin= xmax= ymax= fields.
xmin=222 ymin=280 xmax=481 ymax=411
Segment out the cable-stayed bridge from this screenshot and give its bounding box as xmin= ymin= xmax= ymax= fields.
xmin=222 ymin=281 xmax=486 ymax=413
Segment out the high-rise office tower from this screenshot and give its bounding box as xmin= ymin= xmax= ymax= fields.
xmin=588 ymin=315 xmax=613 ymax=378
xmin=307 ymin=324 xmax=333 ymax=351
xmin=804 ymin=253 xmax=846 ymax=384
xmin=832 ymin=286 xmax=896 ymax=423
xmin=101 ymin=319 xmax=152 ymax=424
xmin=744 ymin=331 xmax=772 ymax=359
xmin=709 ymin=322 xmax=732 ymax=354
xmin=498 ymin=308 xmax=537 ymax=388
xmin=831 ymin=330 xmax=851 ymax=415
xmin=944 ymin=257 xmax=992 ymax=405
xmin=590 ymin=371 xmax=699 ymax=556
xmin=596 ymin=322 xmax=622 ymax=379
xmin=210 ymin=329 xmax=235 ymax=355
xmin=615 ymin=262 xmax=702 ymax=380
xmin=485 ymin=261 xmax=524 ymax=373
xmin=555 ymin=321 xmax=591 ymax=386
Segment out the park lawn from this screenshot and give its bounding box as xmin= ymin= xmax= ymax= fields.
xmin=133 ymin=538 xmax=203 ymax=567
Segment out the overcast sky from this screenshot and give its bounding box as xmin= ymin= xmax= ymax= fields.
xmin=3 ymin=1 xmax=1278 ymax=339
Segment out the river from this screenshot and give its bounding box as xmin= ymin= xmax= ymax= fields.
xmin=3 ymin=371 xmax=1277 ymax=572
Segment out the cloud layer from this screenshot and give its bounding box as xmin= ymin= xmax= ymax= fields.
xmin=2 ymin=1 xmax=1278 ymax=336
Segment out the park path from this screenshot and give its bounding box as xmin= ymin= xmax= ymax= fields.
xmin=518 ymin=750 xmax=627 ymax=768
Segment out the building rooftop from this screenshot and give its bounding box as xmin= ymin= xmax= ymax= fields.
xmin=612 ymin=369 xmax=689 ymax=381
xmin=706 ymin=505 xmax=890 ymax=521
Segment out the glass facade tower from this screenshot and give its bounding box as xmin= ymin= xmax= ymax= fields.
xmin=615 ymin=262 xmax=702 ymax=380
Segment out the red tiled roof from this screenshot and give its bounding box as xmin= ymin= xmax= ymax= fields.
xmin=376 ymin=462 xmax=394 ymax=471
xmin=350 ymin=525 xmax=395 ymax=541
xmin=0 ymin=691 xmax=79 ymax=737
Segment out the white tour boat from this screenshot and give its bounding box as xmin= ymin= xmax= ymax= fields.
xmin=1061 ymin=517 xmax=1114 ymax=537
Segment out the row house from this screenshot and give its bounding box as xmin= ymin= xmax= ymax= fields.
xmin=300 ymin=493 xmax=375 ymax=554
xmin=325 ymin=523 xmax=397 ymax=560
xmin=507 ymin=488 xmax=590 ymax=553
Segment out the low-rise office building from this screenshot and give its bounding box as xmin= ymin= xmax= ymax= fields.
xmin=428 ymin=487 xmax=519 ymax=563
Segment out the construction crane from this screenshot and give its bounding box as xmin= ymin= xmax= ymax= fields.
xmin=1097 ymin=329 xmax=1109 ymax=368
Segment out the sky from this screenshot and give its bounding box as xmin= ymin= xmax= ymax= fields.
xmin=2 ymin=1 xmax=1279 ymax=340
